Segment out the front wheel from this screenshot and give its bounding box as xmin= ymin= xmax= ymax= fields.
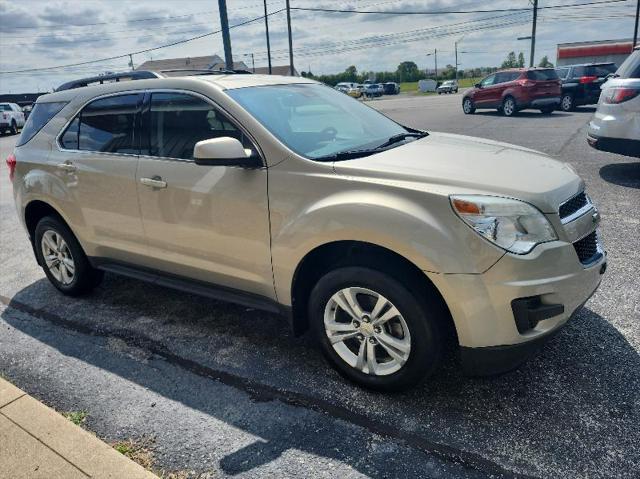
xmin=462 ymin=97 xmax=476 ymax=114
xmin=10 ymin=121 xmax=18 ymax=135
xmin=34 ymin=216 xmax=103 ymax=296
xmin=309 ymin=267 xmax=443 ymax=391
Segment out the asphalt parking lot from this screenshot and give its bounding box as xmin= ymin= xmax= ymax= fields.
xmin=1 ymin=92 xmax=638 ymax=478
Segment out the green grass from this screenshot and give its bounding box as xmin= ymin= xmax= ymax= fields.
xmin=63 ymin=410 xmax=88 ymax=427
xmin=399 ymin=78 xmax=480 ymax=95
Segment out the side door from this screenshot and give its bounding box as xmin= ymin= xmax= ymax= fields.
xmin=474 ymin=74 xmax=497 ymax=106
xmin=50 ymin=93 xmax=147 ymax=262
xmin=135 ymin=91 xmax=274 ymax=299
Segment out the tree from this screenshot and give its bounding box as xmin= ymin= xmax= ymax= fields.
xmin=344 ymin=65 xmax=358 ymax=81
xmin=396 ymin=61 xmax=420 ymax=82
xmin=538 ymin=56 xmax=554 ymax=68
xmin=501 ymin=51 xmax=518 ymax=68
xmin=517 ymin=52 xmax=526 ymax=68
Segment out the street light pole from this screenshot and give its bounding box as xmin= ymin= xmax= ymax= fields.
xmin=530 ymin=0 xmax=538 ymax=67
xmin=285 ymin=0 xmax=295 ymax=76
xmin=263 ymin=0 xmax=272 ymax=74
xmin=218 ymin=0 xmax=233 ymax=70
xmin=455 ymin=41 xmax=458 ymax=81
xmin=633 ymin=0 xmax=639 ymax=48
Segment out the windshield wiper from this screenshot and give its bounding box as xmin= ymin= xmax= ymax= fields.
xmin=375 ymin=131 xmax=427 ymax=149
xmin=317 ymin=131 xmax=428 ymax=161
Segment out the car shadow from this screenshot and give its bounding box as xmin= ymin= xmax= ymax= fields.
xmin=2 ymin=277 xmax=639 ymax=477
xmin=572 ymin=106 xmax=597 ymax=113
xmin=473 ymin=110 xmax=573 ymax=118
xmin=599 ymin=162 xmax=640 ymax=188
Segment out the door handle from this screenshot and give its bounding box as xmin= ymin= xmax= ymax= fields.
xmin=56 ymin=162 xmax=77 ymax=173
xmin=140 ymin=176 xmax=167 ymax=189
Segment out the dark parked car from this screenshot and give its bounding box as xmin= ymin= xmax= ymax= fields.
xmin=555 ymin=63 xmax=617 ymax=111
xmin=383 ymin=82 xmax=400 ymax=95
xmin=462 ymin=68 xmax=561 ymax=116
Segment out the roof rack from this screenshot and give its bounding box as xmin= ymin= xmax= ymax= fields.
xmin=159 ymin=68 xmax=253 ymax=75
xmin=55 ymin=70 xmax=163 ymax=92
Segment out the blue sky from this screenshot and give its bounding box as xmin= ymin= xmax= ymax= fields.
xmin=0 ymin=0 xmax=636 ymax=92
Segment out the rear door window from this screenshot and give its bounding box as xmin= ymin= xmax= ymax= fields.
xmin=556 ymin=68 xmax=569 ymax=80
xmin=480 ymin=74 xmax=496 ymax=87
xmin=17 ymin=101 xmax=67 ymax=147
xmin=77 ymin=94 xmax=141 ymax=154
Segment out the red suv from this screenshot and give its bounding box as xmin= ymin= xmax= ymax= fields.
xmin=462 ymin=68 xmax=561 ymax=116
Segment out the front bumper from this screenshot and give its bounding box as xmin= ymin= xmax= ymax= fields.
xmin=428 ymin=238 xmax=606 ymax=375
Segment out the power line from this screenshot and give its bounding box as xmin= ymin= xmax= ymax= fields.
xmin=0 ymin=9 xmax=286 ymax=75
xmin=290 ymin=0 xmax=628 ymax=15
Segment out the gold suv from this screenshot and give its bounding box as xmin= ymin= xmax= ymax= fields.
xmin=8 ymin=73 xmax=606 ymax=390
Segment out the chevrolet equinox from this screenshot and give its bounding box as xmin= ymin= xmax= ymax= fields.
xmin=7 ymin=73 xmax=606 ymax=391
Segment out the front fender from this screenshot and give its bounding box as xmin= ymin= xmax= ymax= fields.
xmin=269 ymin=170 xmax=504 ymax=306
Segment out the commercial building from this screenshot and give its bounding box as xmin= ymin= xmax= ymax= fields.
xmin=556 ymin=39 xmax=634 ymax=67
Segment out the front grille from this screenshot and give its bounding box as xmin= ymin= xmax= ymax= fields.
xmin=573 ymin=231 xmax=599 ymax=264
xmin=559 ymin=192 xmax=588 ymax=220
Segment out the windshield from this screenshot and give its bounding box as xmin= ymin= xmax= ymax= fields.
xmin=227 ymin=84 xmax=408 ymax=159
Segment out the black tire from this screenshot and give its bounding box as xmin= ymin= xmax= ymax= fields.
xmin=560 ymin=93 xmax=574 ymax=112
xmin=540 ymin=106 xmax=555 ymax=115
xmin=462 ymin=97 xmax=476 ymax=114
xmin=309 ymin=267 xmax=443 ymax=391
xmin=501 ymin=96 xmax=517 ymax=117
xmin=34 ymin=215 xmax=103 ymax=296
xmin=10 ymin=121 xmax=18 ymax=135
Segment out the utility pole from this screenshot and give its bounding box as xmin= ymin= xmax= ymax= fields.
xmin=218 ymin=0 xmax=234 ymax=70
xmin=455 ymin=41 xmax=459 ymax=81
xmin=634 ymin=0 xmax=639 ymax=48
xmin=435 ymin=48 xmax=438 ymax=83
xmin=128 ymin=54 xmax=135 ymax=71
xmin=263 ymin=0 xmax=272 ymax=74
xmin=285 ymin=0 xmax=295 ymax=75
xmin=530 ymin=0 xmax=538 ymax=67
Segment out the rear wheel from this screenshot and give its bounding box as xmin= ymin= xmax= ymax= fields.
xmin=560 ymin=93 xmax=574 ymax=112
xmin=462 ymin=97 xmax=475 ymax=114
xmin=34 ymin=216 xmax=103 ymax=296
xmin=501 ymin=96 xmax=517 ymax=117
xmin=309 ymin=267 xmax=443 ymax=391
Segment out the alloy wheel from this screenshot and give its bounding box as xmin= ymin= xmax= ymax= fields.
xmin=463 ymin=99 xmax=473 ymax=113
xmin=41 ymin=230 xmax=75 ymax=285
xmin=561 ymin=94 xmax=573 ymax=111
xmin=324 ymin=287 xmax=411 ymax=376
xmin=503 ymin=98 xmax=515 ymax=116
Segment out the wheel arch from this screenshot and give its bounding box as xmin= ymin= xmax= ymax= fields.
xmin=24 ymin=200 xmax=78 ymax=265
xmin=289 ymin=240 xmax=457 ymax=343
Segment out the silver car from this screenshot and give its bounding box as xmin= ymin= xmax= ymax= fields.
xmin=588 ymin=47 xmax=640 ymax=157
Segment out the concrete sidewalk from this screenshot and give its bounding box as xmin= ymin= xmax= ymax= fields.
xmin=0 ymin=377 xmax=157 ymax=478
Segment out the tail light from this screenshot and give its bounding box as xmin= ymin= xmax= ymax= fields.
xmin=579 ymin=76 xmax=599 ymax=84
xmin=603 ymin=87 xmax=640 ymax=104
xmin=6 ymin=153 xmax=16 ymax=181
xmin=518 ymin=79 xmax=534 ymax=87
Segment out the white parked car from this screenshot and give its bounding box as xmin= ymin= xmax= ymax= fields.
xmin=588 ymin=46 xmax=640 ymax=157
xmin=437 ymin=80 xmax=459 ymax=94
xmin=1 ymin=102 xmax=26 ymax=135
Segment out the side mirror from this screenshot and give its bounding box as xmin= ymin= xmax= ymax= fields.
xmin=193 ymin=137 xmax=262 ymax=168
xmin=474 ymin=83 xmax=482 ymax=88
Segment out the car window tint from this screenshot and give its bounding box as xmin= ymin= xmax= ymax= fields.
xmin=78 ymin=94 xmax=140 ymax=154
xmin=586 ymin=64 xmax=617 ymax=77
xmin=480 ymin=74 xmax=495 ymax=87
xmin=0 ymin=104 xmax=12 ymax=111
xmin=145 ymin=92 xmax=249 ymax=160
xmin=17 ymin=101 xmax=67 ymax=147
xmin=556 ymin=68 xmax=569 ymax=79
xmin=527 ymin=70 xmax=559 ymax=80
xmin=616 ymin=50 xmax=640 ymax=78
xmin=60 ymin=117 xmax=80 ymax=149
xmin=572 ymin=66 xmax=585 ymax=77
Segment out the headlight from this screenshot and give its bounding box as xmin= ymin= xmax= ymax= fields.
xmin=450 ymin=195 xmax=557 ymax=254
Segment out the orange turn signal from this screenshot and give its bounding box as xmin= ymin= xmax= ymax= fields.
xmin=452 ymin=198 xmax=481 ymax=215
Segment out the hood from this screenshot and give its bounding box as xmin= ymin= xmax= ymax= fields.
xmin=332 ymin=132 xmax=582 ymax=213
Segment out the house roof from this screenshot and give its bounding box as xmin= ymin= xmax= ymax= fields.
xmin=252 ymin=65 xmax=299 ymax=76
xmin=135 ymin=55 xmax=248 ymax=74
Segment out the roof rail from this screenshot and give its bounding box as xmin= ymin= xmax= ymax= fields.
xmin=55 ymin=70 xmax=163 ymax=92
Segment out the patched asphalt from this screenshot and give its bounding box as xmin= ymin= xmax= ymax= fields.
xmin=1 ymin=93 xmax=638 ymax=478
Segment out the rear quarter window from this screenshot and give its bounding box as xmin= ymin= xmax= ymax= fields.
xmin=616 ymin=50 xmax=640 ymax=78
xmin=16 ymin=101 xmax=67 ymax=147
xmin=586 ymin=64 xmax=617 ymax=77
xmin=527 ymin=70 xmax=559 ymax=80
